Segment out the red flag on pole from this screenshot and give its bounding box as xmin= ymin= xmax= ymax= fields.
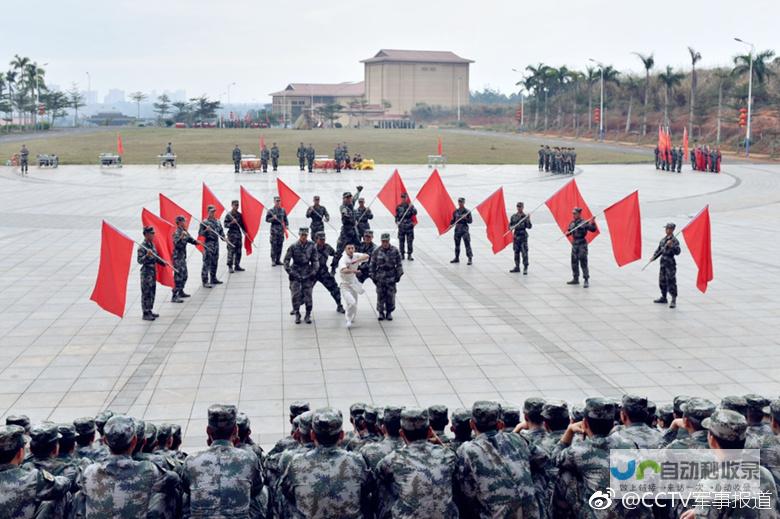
xmin=159 ymin=194 xmax=192 ymax=230
xmin=476 ymin=187 xmax=512 ymax=254
xmin=682 ymin=206 xmax=713 ymax=293
xmin=260 ymin=135 xmax=265 ymax=149
xmin=437 ymin=136 xmax=443 ymax=156
xmin=377 ymin=169 xmax=418 ymax=224
xmin=545 ymin=179 xmax=600 ymax=243
xmin=276 ymin=178 xmax=300 ymax=214
xmin=141 ymin=209 xmax=175 ymax=288
xmin=683 ymin=127 xmax=689 ymax=164
xmin=117 ymin=134 xmax=124 ymax=156
xmin=416 ymin=169 xmax=455 ymax=235
xmin=240 ymin=186 xmax=265 ymax=255
xmin=657 ymin=126 xmax=663 ymax=152
xmin=90 ymin=221 xmax=135 ymax=318
xmin=201 ymin=183 xmax=225 ymax=220
xmin=603 ymin=191 xmax=642 ymax=266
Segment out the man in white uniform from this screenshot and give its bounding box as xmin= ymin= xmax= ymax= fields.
xmin=337 ymin=244 xmax=369 ymax=328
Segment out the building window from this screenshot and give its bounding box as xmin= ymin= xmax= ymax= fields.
xmin=421 ymin=66 xmax=437 ymax=71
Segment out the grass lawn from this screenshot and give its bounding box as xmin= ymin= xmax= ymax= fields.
xmin=0 ymin=127 xmax=650 ymax=165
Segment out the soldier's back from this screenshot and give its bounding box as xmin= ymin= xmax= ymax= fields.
xmin=0 ymin=464 xmax=69 ymax=519
xmin=77 ymin=443 xmax=109 ymax=463
xmin=611 ymin=423 xmax=664 ymax=448
xmin=360 ymin=436 xmax=404 ymax=471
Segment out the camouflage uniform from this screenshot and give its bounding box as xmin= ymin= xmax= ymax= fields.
xmin=199 ymin=216 xmax=224 ymax=285
xmin=23 ymin=424 xmax=82 ymax=494
xmin=761 ymin=401 xmax=780 ymax=505
xmin=305 ymin=145 xmax=315 ymax=173
xmin=652 ymin=226 xmax=681 ymax=303
xmin=361 ymin=435 xmax=405 ymax=473
xmin=371 ymin=238 xmax=404 ymax=319
xmin=233 ymin=146 xmax=242 ymax=173
xmin=75 ymin=416 xmax=179 ymax=518
xmin=182 ymin=405 xmax=266 ymax=518
xmin=746 ymin=395 xmax=773 ymax=450
xmin=260 ymin=147 xmax=270 ymax=172
xmin=611 ymin=395 xmax=664 ymax=448
xmin=345 ymin=407 xmax=383 ymax=452
xmin=137 ymin=236 xmax=165 ymax=316
xmin=224 ymin=210 xmax=246 ymax=270
xmin=450 ymin=204 xmax=473 ymax=262
xmin=664 ymin=398 xmax=715 ymax=449
xmin=395 ymin=201 xmax=417 ymax=259
xmin=306 ymin=203 xmax=329 ymax=236
xmin=448 ymin=408 xmax=473 ymax=455
xmin=74 ymin=418 xmax=109 ymax=463
xmin=0 ymin=425 xmax=70 ymax=519
xmin=270 ymin=144 xmax=280 ymax=171
xmin=173 ymin=226 xmax=198 ymax=297
xmin=538 ymin=147 xmax=545 ymax=171
xmin=501 ymin=405 xmax=521 ymax=431
xmin=429 ymin=405 xmax=452 ymax=445
xmin=356 ymin=236 xmax=377 ymax=284
xmin=279 ymin=408 xmax=373 ymax=519
xmin=236 ymin=414 xmax=265 ymax=470
xmin=272 ymin=412 xmax=315 ymax=516
xmin=265 ymin=205 xmax=288 ymax=265
xmin=355 ymin=204 xmax=373 ymax=239
xmin=314 ymin=236 xmax=343 ymax=309
xmin=509 ymin=210 xmax=533 ymax=271
xmin=335 ymin=188 xmax=363 ymax=269
xmin=456 ymin=401 xmax=541 ymax=518
xmin=296 ymin=144 xmax=306 ymax=171
xmin=283 ymin=232 xmax=319 ymax=320
xmin=567 ymin=214 xmax=597 ymax=283
xmin=375 ymin=408 xmax=459 ymax=519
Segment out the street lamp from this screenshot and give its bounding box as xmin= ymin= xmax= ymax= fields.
xmin=511 ymin=68 xmax=526 ymax=129
xmin=589 ymin=58 xmax=605 ymax=141
xmin=734 ymin=38 xmax=754 ymax=157
xmin=456 ymin=77 xmax=462 ymax=123
xmin=227 ymin=82 xmax=236 ymax=106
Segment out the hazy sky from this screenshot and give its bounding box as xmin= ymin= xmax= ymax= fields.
xmin=5 ymin=0 xmax=778 ymax=103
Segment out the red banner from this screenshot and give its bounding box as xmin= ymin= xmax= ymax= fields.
xmin=682 ymin=206 xmax=713 ymax=293
xmin=603 ymin=191 xmax=642 ymax=266
xmin=201 ymin=183 xmax=225 ymax=220
xmin=416 ymin=169 xmax=455 ymax=235
xmin=141 ymin=209 xmax=175 ymax=288
xmin=89 ymin=221 xmax=135 ymax=318
xmin=117 ymin=134 xmax=124 ymax=156
xmin=545 ymin=179 xmax=599 ymax=243
xmin=476 ymin=188 xmax=512 ymax=254
xmin=159 ymin=194 xmax=192 ymax=230
xmin=276 ymin=178 xmax=300 ymax=215
xmin=240 ymin=186 xmax=265 ymax=255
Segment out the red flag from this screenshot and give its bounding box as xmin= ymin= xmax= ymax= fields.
xmin=159 ymin=194 xmax=192 ymax=230
xmin=657 ymin=126 xmax=663 ymax=152
xmin=416 ymin=169 xmax=455 ymax=235
xmin=260 ymin=135 xmax=265 ymax=149
xmin=683 ymin=127 xmax=689 ymax=163
xmin=437 ymin=136 xmax=443 ymax=156
xmin=141 ymin=209 xmax=175 ymax=288
xmin=377 ymin=169 xmax=418 ymax=224
xmin=276 ymin=178 xmax=300 ymax=214
xmin=476 ymin=187 xmax=512 ymax=254
xmin=201 ymin=183 xmax=225 ymax=220
xmin=240 ymin=186 xmax=265 ymax=256
xmin=682 ymin=206 xmax=713 ymax=293
xmin=117 ymin=134 xmax=124 ymax=156
xmin=90 ymin=221 xmax=135 ymax=318
xmin=545 ymin=179 xmax=600 ymax=243
xmin=603 ymin=191 xmax=642 ymax=266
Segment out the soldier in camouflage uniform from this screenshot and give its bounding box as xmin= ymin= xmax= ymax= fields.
xmin=450 ymin=197 xmax=473 ymax=265
xmin=517 ymin=398 xmax=547 ymax=445
xmin=720 ymin=395 xmax=749 ymax=418
xmin=306 ymin=196 xmax=330 ymax=237
xmin=371 ymin=233 xmax=404 ymax=321
xmin=296 ymin=142 xmax=306 ymax=171
xmin=680 ymin=409 xmax=779 ymax=518
xmin=566 ymin=207 xmax=597 ymax=287
xmin=23 ymin=423 xmax=81 ymax=495
xmin=232 ymin=145 xmax=242 ymax=173
xmin=74 ymin=417 xmax=109 ymax=463
xmin=199 ymin=205 xmax=225 ymax=288
xmin=283 ymin=227 xmax=319 ymax=324
xmin=170 ymin=425 xmax=186 ymax=463
xmin=313 ymin=232 xmax=345 ymax=314
xmin=395 ymin=193 xmax=417 ymax=260
xmin=172 ymin=215 xmax=199 ymax=302
xmin=0 ymin=425 xmax=70 ymax=518
xmin=5 ymin=415 xmax=31 ymax=434
xmin=655 ymin=404 xmax=674 ymax=431
xmin=270 ymin=412 xmax=316 ymax=517
xmin=345 ymin=403 xmax=368 ymax=445
xmin=260 ymin=145 xmax=270 ymax=173
xmin=663 ymin=397 xmax=715 ymax=449
xmin=334 ymin=144 xmax=343 ymax=173
xmin=652 ymin=223 xmax=681 ymax=308
xmin=509 ymin=202 xmax=532 ymax=274
xmin=538 ymin=145 xmax=545 ymax=171
xmin=56 ymin=423 xmax=85 ymax=470
xmin=334 ymin=187 xmax=363 ymax=272
xmin=138 ymin=226 xmax=165 ymax=320
xmin=610 ymin=394 xmax=663 ymax=448
xmin=761 ymin=400 xmax=780 ymax=505
xmin=95 ymin=410 xmax=115 ymax=445
xmin=268 ymin=402 xmax=310 ymax=459
xmin=265 ymin=196 xmax=288 ymax=267
xmin=429 ymin=405 xmax=451 ymax=445
xmin=236 ymin=413 xmax=265 ymax=469
xmin=355 ymin=197 xmax=373 ymax=239
xmin=360 ymin=406 xmax=405 ymax=471
xmin=456 ymin=401 xmax=541 ymax=518
xmin=357 ymin=231 xmax=377 ymax=284
xmin=375 ymin=407 xmax=459 ymax=519
xmin=345 ymin=406 xmax=382 ymax=452
xmin=224 ymin=200 xmax=247 ymax=274
xmin=270 ymin=142 xmax=280 ymax=171
xmin=182 ymin=404 xmax=266 ymax=518
xmin=305 ymin=144 xmax=315 ymax=173
xmin=745 ymin=395 xmax=773 ymax=449
xmin=449 ymin=409 xmax=473 ymax=454
xmin=279 ymin=408 xmax=372 ymax=519
xmin=501 ymin=405 xmax=521 ymax=431
xmin=75 ymin=415 xmax=179 ymax=518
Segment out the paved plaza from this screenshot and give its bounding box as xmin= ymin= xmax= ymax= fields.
xmin=0 ymin=160 xmax=778 ymax=451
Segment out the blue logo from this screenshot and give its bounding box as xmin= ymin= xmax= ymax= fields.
xmin=610 ymin=459 xmax=661 ymax=481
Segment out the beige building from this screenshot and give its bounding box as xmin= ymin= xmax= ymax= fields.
xmin=269 ymin=82 xmax=365 ymax=126
xmin=362 ymin=49 xmax=473 ymax=116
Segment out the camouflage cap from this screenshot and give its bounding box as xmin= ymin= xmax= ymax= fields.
xmin=427 ymin=405 xmax=449 ymax=425
xmin=29 ymin=423 xmax=61 ymax=446
xmin=516 ymin=202 xmax=524 ymax=207
xmin=95 ymin=410 xmax=115 ymax=434
xmin=656 ymin=404 xmax=674 ymax=423
xmin=744 ymin=394 xmax=771 ymax=412
xmin=313 ymin=195 xmax=320 ymax=200
xmin=312 ymin=408 xmax=343 ymax=435
xmin=572 ymin=207 xmax=582 ymax=213
xmin=363 ymin=230 xmax=374 ymax=237
xmin=451 ymin=408 xmax=472 ymax=427
xmin=673 ymin=395 xmax=691 ymax=415
xmin=236 ymin=412 xmax=251 ymax=434
xmin=143 ymin=226 xmax=155 ymax=234
xmin=683 ymin=398 xmax=716 ymax=421
xmin=646 ymin=400 xmax=657 ymax=416
xmin=175 ymin=215 xmax=186 ymax=223
xmin=382 ymin=406 xmax=403 ymax=428
xmin=570 ymin=404 xmax=585 ymax=422
xmin=472 ymin=401 xmax=502 ymax=429
xmin=720 ymin=396 xmax=748 ymax=417
xmin=500 ymin=405 xmax=521 ymax=427
xmin=363 ymin=406 xmax=379 ymax=425
xmin=208 ymin=404 xmax=237 ymax=429
xmin=342 ymin=191 xmax=352 ymax=198
xmin=763 ymin=400 xmax=780 ymax=422
xmin=298 ymin=227 xmax=309 ymax=235
xmin=380 ymin=233 xmax=390 ymax=241
xmin=290 ymin=401 xmax=310 ymax=416
xmin=542 ymin=400 xmax=570 ymax=421
xmin=400 ymin=407 xmax=429 ymax=432
xmin=134 ymin=420 xmax=146 ymax=442
xmin=57 ymin=424 xmax=77 ymax=441
xmin=104 ymin=416 xmax=137 ymax=450
xmin=400 ymin=193 xmax=408 ymax=199
xmin=5 ymin=415 xmax=31 ymax=433
xmin=292 ymin=414 xmax=302 ymax=432
xmin=73 ymin=417 xmax=96 ymax=436
xmin=143 ymin=422 xmax=157 ymax=441
xmin=358 ymin=197 xmax=366 ymax=202
xmin=315 ymin=231 xmax=326 ymax=240
xmin=665 ymin=223 xmax=676 ymax=230
xmin=621 ymin=394 xmax=648 ymax=415
xmin=171 ymin=424 xmax=182 ymax=440
xmin=274 ymin=196 xmax=281 ymax=202
xmin=297 ymin=410 xmax=314 ymax=436
xmin=349 ymin=402 xmax=368 ymax=418
xmin=207 ymin=204 xmax=216 ymax=212
xmin=457 ymin=197 xmax=465 ymax=203
xmin=0 ymin=425 xmax=26 ymax=453
xmin=584 ymin=398 xmax=617 ymax=420
xmin=156 ymin=423 xmax=173 ymax=442
xmin=702 ymin=409 xmax=748 ymax=442
xmin=523 ymin=397 xmax=546 ymax=419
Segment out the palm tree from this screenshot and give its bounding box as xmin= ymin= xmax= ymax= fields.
xmin=623 ymin=75 xmax=642 ymax=133
xmin=0 ymin=72 xmax=7 ymax=131
xmin=585 ymin=67 xmax=599 ymax=131
xmin=10 ymin=55 xmax=30 ymax=127
xmin=657 ymin=66 xmax=684 ymax=126
xmin=153 ymin=94 xmax=171 ymax=124
xmin=732 ymin=49 xmax=776 ymax=85
xmin=712 ymin=68 xmax=733 ymax=145
xmin=129 ymin=91 xmax=147 ymax=120
xmin=599 ymin=66 xmax=620 ymax=135
xmin=687 ymin=47 xmax=702 ymax=137
xmin=521 ymin=76 xmax=540 ymax=129
xmin=549 ymin=66 xmax=571 ymax=129
xmin=632 ymin=52 xmax=654 ymax=136
xmin=4 ymin=70 xmax=16 ymax=131
xmin=525 ymin=63 xmax=553 ymax=129
xmin=568 ymin=70 xmax=584 ymax=133
xmin=25 ymin=63 xmax=46 ymax=129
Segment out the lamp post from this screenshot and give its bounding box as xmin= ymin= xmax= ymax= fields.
xmin=511 ymin=68 xmax=526 ymax=129
xmin=589 ymin=58 xmax=605 ymax=141
xmin=734 ymin=38 xmax=754 ymax=157
xmin=456 ymin=77 xmax=462 ymax=123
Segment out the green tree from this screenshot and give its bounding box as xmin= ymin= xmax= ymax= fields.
xmin=632 ymin=52 xmax=655 ymax=136
xmin=687 ymin=47 xmax=702 ymax=136
xmin=732 ymin=49 xmax=776 ymax=85
xmin=172 ymin=101 xmax=192 ymax=124
xmin=153 ymin=94 xmax=171 ymax=123
xmin=10 ymin=55 xmax=30 ymax=127
xmin=315 ymin=103 xmax=344 ymax=127
xmin=658 ymin=66 xmax=684 ymax=126
xmin=129 ymin=91 xmax=147 ymax=120
xmin=67 ymin=83 xmax=86 ymax=127
xmin=41 ymin=90 xmax=69 ymax=127
xmin=585 ymin=66 xmax=599 ymax=130
xmin=189 ymin=95 xmax=221 ymax=121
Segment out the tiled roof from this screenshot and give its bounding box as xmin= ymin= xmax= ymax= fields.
xmin=269 ymin=82 xmax=364 ymax=98
xmin=361 ymin=49 xmax=473 ymax=64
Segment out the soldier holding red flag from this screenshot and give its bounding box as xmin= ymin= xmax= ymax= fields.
xmin=566 ymin=208 xmax=598 ymax=288
xmin=138 ymin=226 xmax=165 ymax=321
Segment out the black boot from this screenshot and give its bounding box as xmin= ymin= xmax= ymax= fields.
xmin=654 ymin=296 xmax=668 ymax=304
xmin=566 ymin=278 xmax=579 ymax=285
xmin=172 ymin=291 xmax=183 ymax=303
xmin=510 ymin=266 xmax=520 ymax=273
xmin=289 ymin=309 xmax=296 ymax=315
xmin=294 ymin=312 xmax=301 ymax=324
xmin=304 ymin=311 xmax=312 ymax=324
xmin=228 ymin=266 xmax=234 ymax=273
xmin=583 ymin=279 xmax=589 ymax=288
xmin=336 ymin=304 xmax=345 ymax=314
xmin=179 ymin=291 xmax=191 ymax=298
xmin=407 ymin=255 xmax=414 ymax=261
xmin=378 ymin=312 xmax=385 ymax=321
xmin=450 ymin=257 xmax=460 ymax=263
xmin=385 ymin=312 xmax=393 ymax=321
xmin=669 ymin=297 xmax=676 ymax=309
xmin=523 ymin=266 xmax=527 ymax=275
xmin=467 ymin=257 xmax=472 ymax=265
xmin=143 ymin=312 xmax=155 ymax=321
xmin=211 ymin=279 xmax=223 ymax=285
xmin=235 ymin=266 xmax=245 ymax=272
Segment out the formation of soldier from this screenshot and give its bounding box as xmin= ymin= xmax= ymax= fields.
xmin=537 ymin=145 xmax=576 ymax=174
xmin=692 ymin=145 xmax=722 ymax=173
xmin=3 ymin=392 xmax=779 ymax=517
xmin=654 ymin=146 xmax=684 ymax=172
